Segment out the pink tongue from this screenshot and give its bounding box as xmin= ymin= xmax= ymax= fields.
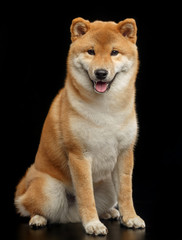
xmin=95 ymin=81 xmax=108 ymax=93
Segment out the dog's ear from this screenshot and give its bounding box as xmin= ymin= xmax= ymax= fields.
xmin=118 ymin=19 xmax=137 ymax=44
xmin=70 ymin=17 xmax=90 ymax=42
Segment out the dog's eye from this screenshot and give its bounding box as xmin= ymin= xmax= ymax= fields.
xmin=111 ymin=50 xmax=119 ymax=56
xmin=87 ymin=49 xmax=95 ymax=55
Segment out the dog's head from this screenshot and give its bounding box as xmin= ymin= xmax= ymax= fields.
xmin=68 ymin=17 xmax=138 ymax=94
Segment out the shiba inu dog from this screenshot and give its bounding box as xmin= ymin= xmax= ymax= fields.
xmin=15 ymin=17 xmax=145 ymax=235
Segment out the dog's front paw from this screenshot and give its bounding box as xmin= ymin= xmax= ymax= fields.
xmin=121 ymin=215 xmax=145 ymax=229
xmin=84 ymin=220 xmax=108 ymax=235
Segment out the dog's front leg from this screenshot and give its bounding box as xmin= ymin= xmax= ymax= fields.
xmin=69 ymin=152 xmax=108 ymax=235
xmin=112 ymin=148 xmax=145 ymax=229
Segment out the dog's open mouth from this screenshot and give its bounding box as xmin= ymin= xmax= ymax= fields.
xmin=92 ymin=76 xmax=117 ymax=93
xmin=87 ymin=71 xmax=118 ymax=94
xmin=93 ymin=81 xmax=109 ymax=93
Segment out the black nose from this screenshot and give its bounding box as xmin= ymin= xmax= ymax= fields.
xmin=94 ymin=69 xmax=108 ymax=80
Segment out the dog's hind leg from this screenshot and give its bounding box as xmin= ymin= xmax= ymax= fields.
xmin=15 ymin=166 xmax=74 ymax=227
xmin=100 ymin=207 xmax=120 ymax=220
xmin=29 ymin=215 xmax=47 ymax=229
xmin=15 ymin=176 xmax=49 ymax=228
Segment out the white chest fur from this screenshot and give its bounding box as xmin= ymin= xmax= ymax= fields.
xmin=68 ymin=92 xmax=137 ymax=182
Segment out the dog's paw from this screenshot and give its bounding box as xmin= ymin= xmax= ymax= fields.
xmin=29 ymin=215 xmax=47 ymax=229
xmin=84 ymin=220 xmax=108 ymax=235
xmin=109 ymin=208 xmax=120 ymax=220
xmin=121 ymin=215 xmax=145 ymax=229
xmin=100 ymin=208 xmax=120 ymax=220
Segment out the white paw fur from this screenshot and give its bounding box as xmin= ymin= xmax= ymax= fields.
xmin=109 ymin=208 xmax=120 ymax=219
xmin=121 ymin=215 xmax=145 ymax=229
xmin=29 ymin=215 xmax=47 ymax=228
xmin=84 ymin=220 xmax=108 ymax=235
xmin=100 ymin=208 xmax=120 ymax=220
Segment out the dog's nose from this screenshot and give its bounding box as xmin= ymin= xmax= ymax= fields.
xmin=94 ymin=69 xmax=108 ymax=80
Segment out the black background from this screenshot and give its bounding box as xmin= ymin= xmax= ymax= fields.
xmin=1 ymin=1 xmax=182 ymax=239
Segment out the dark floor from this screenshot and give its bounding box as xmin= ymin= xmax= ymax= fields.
xmin=12 ymin=216 xmax=174 ymax=240
xmin=16 ymin=220 xmax=146 ymax=240
xmin=9 ymin=200 xmax=180 ymax=240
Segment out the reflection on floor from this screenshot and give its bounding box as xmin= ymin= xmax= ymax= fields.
xmin=16 ymin=220 xmax=146 ymax=240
